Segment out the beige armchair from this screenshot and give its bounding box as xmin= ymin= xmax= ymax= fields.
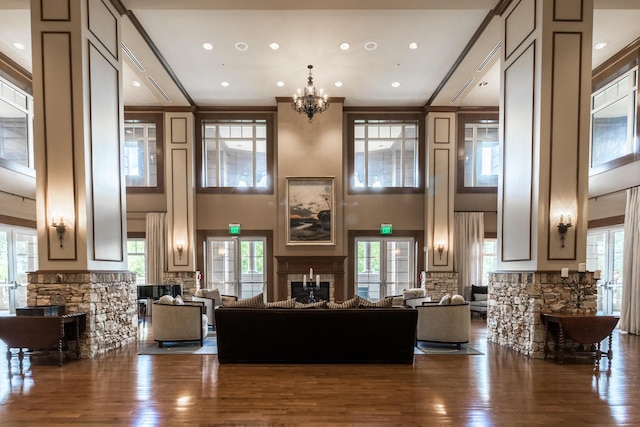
xmin=152 ymin=302 xmax=208 ymax=347
xmin=416 ymin=302 xmax=470 ymax=349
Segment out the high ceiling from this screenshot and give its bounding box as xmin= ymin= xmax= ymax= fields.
xmin=1 ymin=0 xmax=640 ymax=109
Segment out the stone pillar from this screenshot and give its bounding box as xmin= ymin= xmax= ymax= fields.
xmin=29 ymin=0 xmax=133 ymax=356
xmin=492 ymin=0 xmax=594 ymax=356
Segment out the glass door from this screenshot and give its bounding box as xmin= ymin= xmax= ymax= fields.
xmin=206 ymin=236 xmax=266 ymax=299
xmin=587 ymin=226 xmax=624 ymax=315
xmin=0 ymin=226 xmax=38 ymax=313
xmin=355 ymin=237 xmax=414 ymax=301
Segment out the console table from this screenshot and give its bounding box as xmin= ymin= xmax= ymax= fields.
xmin=542 ymin=313 xmax=619 ymax=370
xmin=0 ymin=312 xmax=86 ymax=375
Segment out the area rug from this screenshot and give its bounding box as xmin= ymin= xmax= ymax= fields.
xmin=414 ymin=342 xmax=483 ymax=355
xmin=138 ymin=333 xmax=218 ymax=355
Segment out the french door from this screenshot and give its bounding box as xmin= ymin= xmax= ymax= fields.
xmin=205 ymin=236 xmax=266 ymax=299
xmin=0 ymin=226 xmax=38 ymax=313
xmin=354 ymin=237 xmax=415 ymax=301
xmin=586 ymin=226 xmax=624 ymax=315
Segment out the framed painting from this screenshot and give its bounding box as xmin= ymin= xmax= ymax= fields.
xmin=286 ymin=177 xmax=335 ymax=245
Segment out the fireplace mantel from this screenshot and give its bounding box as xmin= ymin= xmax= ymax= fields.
xmin=276 ymin=256 xmax=346 ymax=302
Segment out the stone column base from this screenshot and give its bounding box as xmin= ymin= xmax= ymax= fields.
xmin=27 ymin=271 xmax=137 ymax=358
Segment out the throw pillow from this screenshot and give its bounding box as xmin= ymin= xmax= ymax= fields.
xmin=358 ymin=297 xmax=393 ymax=308
xmin=194 ymin=289 xmax=206 ymax=298
xmin=265 ymin=298 xmax=296 ymax=308
xmin=222 ymin=293 xmax=266 ymax=308
xmin=471 ymin=285 xmax=488 ymax=299
xmin=474 ymin=293 xmax=488 ymax=301
xmin=203 ymin=288 xmax=222 ymax=302
xmin=403 ymin=288 xmax=426 ymax=299
xmin=221 ymin=295 xmax=238 ymax=304
xmin=327 ymin=297 xmax=359 ymax=309
xmin=158 ymin=295 xmax=174 ymax=305
xmin=173 ymin=295 xmax=185 ymax=305
xmin=439 ymin=294 xmax=451 ymax=305
xmin=450 ymin=294 xmax=465 ymax=305
xmin=294 ymin=301 xmax=328 ymax=309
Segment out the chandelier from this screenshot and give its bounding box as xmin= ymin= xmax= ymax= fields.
xmin=292 ymin=65 xmax=329 ymax=123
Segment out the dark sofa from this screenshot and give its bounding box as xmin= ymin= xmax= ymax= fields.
xmin=214 ymin=307 xmax=418 ymax=364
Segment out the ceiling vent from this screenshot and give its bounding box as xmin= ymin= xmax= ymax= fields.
xmin=450 ymin=77 xmax=475 ymax=104
xmin=121 ymin=42 xmax=145 ymax=72
xmin=476 ymin=42 xmax=502 ymax=72
xmin=146 ymin=76 xmax=172 ymax=103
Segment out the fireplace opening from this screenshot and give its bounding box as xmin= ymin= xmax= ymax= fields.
xmin=291 ymin=282 xmax=330 ymax=303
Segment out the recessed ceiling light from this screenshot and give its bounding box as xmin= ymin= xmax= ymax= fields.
xmin=276 ymin=81 xmax=285 ymax=87
xmin=391 ymin=82 xmax=400 ymax=88
xmin=269 ymin=42 xmax=280 ymax=50
xmin=340 ymin=42 xmax=350 ymax=50
xmin=364 ymin=41 xmax=378 ymax=51
xmin=594 ymin=42 xmax=607 ymax=50
xmin=408 ymin=42 xmax=418 ymax=50
xmin=132 ymin=80 xmax=141 ymax=87
xmin=12 ymin=42 xmax=26 ymax=50
xmin=478 ymin=81 xmax=488 ymax=87
xmin=235 ymin=42 xmax=248 ymax=51
xmin=334 ymin=81 xmax=343 ymax=87
xmin=220 ymin=81 xmax=230 ymax=87
xmin=202 ymin=42 xmax=213 ymax=50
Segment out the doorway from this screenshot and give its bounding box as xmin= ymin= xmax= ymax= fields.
xmin=205 ymin=236 xmax=266 ymax=299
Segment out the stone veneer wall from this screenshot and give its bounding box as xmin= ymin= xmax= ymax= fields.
xmin=487 ymin=271 xmax=597 ymax=358
xmin=163 ymin=271 xmax=197 ymax=300
xmin=27 ymin=271 xmax=137 ymax=358
xmin=423 ymin=272 xmax=459 ymax=300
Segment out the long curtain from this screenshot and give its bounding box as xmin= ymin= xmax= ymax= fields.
xmin=620 ymin=186 xmax=640 ymax=335
xmin=454 ymin=212 xmax=485 ymax=296
xmin=145 ymin=212 xmax=167 ymax=285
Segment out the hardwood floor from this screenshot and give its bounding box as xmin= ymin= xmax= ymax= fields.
xmin=1 ymin=317 xmax=639 ymax=426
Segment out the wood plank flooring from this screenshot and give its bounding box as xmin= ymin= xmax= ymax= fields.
xmin=1 ymin=317 xmax=639 ymax=426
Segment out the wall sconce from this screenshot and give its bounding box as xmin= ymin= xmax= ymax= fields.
xmin=437 ymin=242 xmax=445 ymax=260
xmin=50 ymin=213 xmax=67 ymax=248
xmin=176 ymin=242 xmax=184 ymax=260
xmin=557 ymin=214 xmax=572 ymax=248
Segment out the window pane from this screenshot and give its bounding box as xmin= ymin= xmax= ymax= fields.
xmin=404 ymin=140 xmax=417 ymax=187
xmin=202 ymin=121 xmax=269 ymax=189
xmin=351 ymin=119 xmax=419 ymax=190
xmin=463 ymin=122 xmax=499 ymax=188
xmin=0 ymin=102 xmax=29 ymax=167
xmin=590 ymin=67 xmax=637 ymax=170
xmin=127 ymin=239 xmax=146 ymax=285
xmin=124 ymin=122 xmax=158 ymax=187
xmin=591 ymin=96 xmax=631 ymax=167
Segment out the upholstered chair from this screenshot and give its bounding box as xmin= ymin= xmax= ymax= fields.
xmin=416 ymin=302 xmax=470 ymax=349
xmin=152 ymin=301 xmax=208 ymax=347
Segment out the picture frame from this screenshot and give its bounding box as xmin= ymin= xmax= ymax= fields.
xmin=286 ymin=177 xmax=335 ymax=245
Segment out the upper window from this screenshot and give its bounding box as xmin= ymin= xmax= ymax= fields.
xmin=197 ymin=113 xmax=274 ymax=194
xmin=348 ymin=114 xmax=424 ymax=193
xmin=590 ymin=66 xmax=638 ymax=174
xmin=0 ymin=77 xmax=33 ymax=174
xmin=457 ymin=113 xmax=499 ymax=193
xmin=124 ymin=113 xmax=164 ymax=193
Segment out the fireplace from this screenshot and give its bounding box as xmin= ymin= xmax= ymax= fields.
xmin=276 ymin=256 xmax=346 ymax=302
xmin=291 ymin=281 xmax=330 ymax=303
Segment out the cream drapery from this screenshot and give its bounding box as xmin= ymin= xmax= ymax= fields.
xmin=620 ymin=186 xmax=640 ymax=335
xmin=454 ymin=212 xmax=485 ymax=296
xmin=145 ymin=212 xmax=167 ymax=285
